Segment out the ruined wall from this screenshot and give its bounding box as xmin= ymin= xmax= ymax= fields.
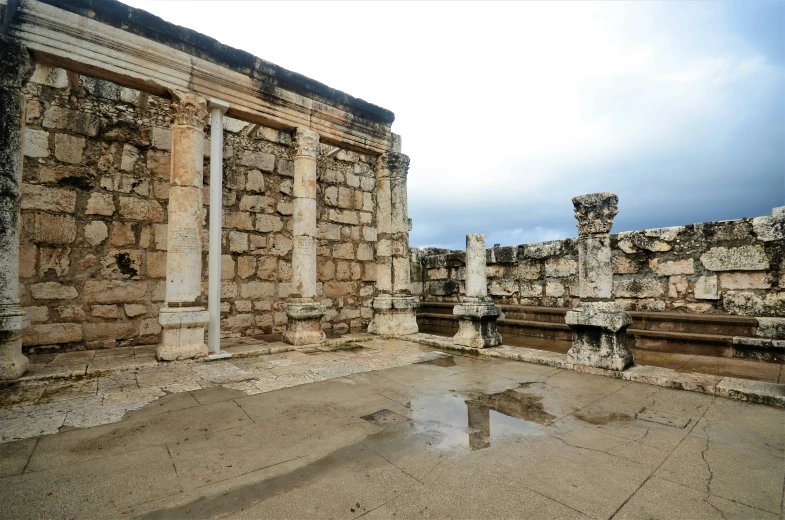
xmin=413 ymin=211 xmax=785 ymax=317
xmin=19 ymin=66 xmax=377 ymax=352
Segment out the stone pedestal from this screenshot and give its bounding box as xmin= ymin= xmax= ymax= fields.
xmin=284 ymin=128 xmax=325 ymax=345
xmin=566 ymin=301 xmax=633 ymax=371
xmin=158 ymin=307 xmax=209 ymax=361
xmin=453 ymin=234 xmax=501 ymax=348
xmin=283 ymin=300 xmax=326 ymax=345
xmin=453 ymin=300 xmax=502 ymax=348
xmin=565 ymin=193 xmax=633 ymax=371
xmin=367 ymin=296 xmax=419 ymax=335
xmin=157 ymin=93 xmax=209 ymax=361
xmin=369 ymin=152 xmax=419 ymax=335
xmin=0 ymin=36 xmax=32 ymax=379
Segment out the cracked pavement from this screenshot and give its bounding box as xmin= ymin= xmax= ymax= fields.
xmin=0 ymin=338 xmax=783 ymax=519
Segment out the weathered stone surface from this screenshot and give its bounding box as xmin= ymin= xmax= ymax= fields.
xmin=24 ymin=323 xmax=82 ymax=346
xmin=53 ymin=134 xmax=86 ymax=164
xmin=118 ymin=197 xmax=164 ymax=221
xmin=571 ymin=192 xmax=618 ymax=235
xmin=30 ymin=282 xmax=78 ymax=300
xmin=719 ymin=272 xmax=771 ymax=290
xmin=649 ymin=258 xmax=694 ymax=275
xmin=23 ymin=128 xmax=49 ymax=157
xmin=694 ymin=275 xmax=718 ymax=300
xmin=700 ymin=245 xmax=768 ymax=272
xmin=42 ymin=106 xmax=99 ymax=136
xmin=39 ymin=247 xmax=70 ymax=276
xmin=21 ymin=184 xmax=76 ymax=213
xmin=722 ymin=291 xmax=765 ymax=316
xmin=752 ymin=215 xmax=784 ymax=242
xmin=32 ymin=213 xmax=76 ymax=245
xmin=544 ymin=258 xmax=577 ymax=278
xmin=84 ymin=281 xmax=148 ymax=303
xmin=614 ymin=278 xmax=664 ymax=298
xmin=85 ymin=193 xmax=115 ymax=216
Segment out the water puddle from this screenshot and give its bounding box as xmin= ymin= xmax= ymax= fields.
xmin=364 ymin=383 xmax=553 ymax=452
xmin=416 ymin=356 xmax=457 ymax=367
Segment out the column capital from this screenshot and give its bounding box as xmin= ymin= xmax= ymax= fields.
xmin=294 ymin=127 xmax=320 ymax=157
xmin=377 ymin=151 xmax=410 ymax=179
xmin=572 ymin=192 xmax=618 ymax=236
xmin=170 ymin=91 xmax=208 ymax=128
xmin=0 ymin=35 xmax=33 ymax=89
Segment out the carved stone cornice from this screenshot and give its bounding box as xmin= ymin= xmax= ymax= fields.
xmin=0 ymin=36 xmax=33 ymax=89
xmin=572 ymin=192 xmax=619 ymax=236
xmin=170 ymin=92 xmax=208 ymax=128
xmin=294 ymin=127 xmax=320 ymax=158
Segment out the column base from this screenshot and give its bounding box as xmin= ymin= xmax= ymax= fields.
xmin=157 ymin=306 xmax=209 ymax=361
xmin=283 ymin=302 xmax=326 ymax=346
xmin=565 ymin=301 xmax=633 ymax=371
xmin=368 ymin=296 xmax=419 ymax=335
xmin=0 ymin=308 xmax=30 ymax=380
xmin=453 ymin=299 xmax=502 ymax=348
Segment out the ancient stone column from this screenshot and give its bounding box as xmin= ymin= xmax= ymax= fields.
xmin=157 ymin=93 xmax=210 ymax=361
xmin=0 ymin=36 xmax=32 ymax=380
xmin=368 ymin=152 xmax=419 ymax=335
xmin=565 ymin=192 xmax=633 ymax=371
xmin=283 ymin=128 xmax=326 ymax=345
xmin=453 ymin=234 xmax=502 ymax=348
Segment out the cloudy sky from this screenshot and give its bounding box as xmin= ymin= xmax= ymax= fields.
xmin=123 ymin=1 xmax=783 ymax=249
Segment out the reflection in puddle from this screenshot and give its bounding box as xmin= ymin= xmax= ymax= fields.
xmin=416 ymin=356 xmax=457 ymax=367
xmin=391 ymin=384 xmax=554 ymax=451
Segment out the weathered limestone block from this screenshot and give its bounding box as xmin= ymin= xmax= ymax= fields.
xmin=613 ymin=277 xmax=664 ymax=298
xmin=21 ymin=184 xmax=76 ymax=213
xmin=544 ymin=258 xmax=577 ymax=278
xmin=367 ymin=296 xmax=419 ymax=335
xmin=719 ymin=272 xmax=771 ymax=290
xmin=722 ymin=291 xmax=765 ymax=316
xmin=649 ymin=258 xmax=694 ymax=276
xmin=522 ymin=240 xmax=563 ymax=259
xmin=157 ymin=307 xmax=208 ymax=360
xmin=23 ymin=128 xmax=49 ymax=157
xmin=752 ymin=208 xmax=785 ymax=242
xmin=567 ymin=192 xmax=633 ymax=371
xmin=700 ymin=245 xmax=768 ymax=272
xmin=453 ymin=235 xmax=502 ymax=348
xmin=24 ymin=322 xmax=82 ymax=346
xmin=694 ymin=275 xmax=719 ymax=300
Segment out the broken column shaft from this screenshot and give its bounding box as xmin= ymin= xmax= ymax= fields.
xmin=453 ymin=234 xmax=502 ymax=348
xmin=565 ymin=192 xmax=633 ymax=371
xmin=0 ymin=36 xmax=32 ymax=379
xmin=157 ymin=93 xmax=210 ymax=361
xmin=368 ymin=152 xmax=419 ymax=335
xmin=283 ymin=128 xmax=326 ymax=345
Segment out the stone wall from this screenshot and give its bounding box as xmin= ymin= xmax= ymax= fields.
xmin=413 ymin=210 xmax=785 ymax=318
xmin=19 ymin=66 xmax=377 ymax=351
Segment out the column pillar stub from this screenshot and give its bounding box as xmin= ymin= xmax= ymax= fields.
xmin=453 ymin=234 xmax=502 ymax=348
xmin=368 ymin=151 xmax=419 ymax=335
xmin=283 ymin=127 xmax=326 ymax=345
xmin=157 ymin=91 xmax=210 ymax=361
xmin=0 ymin=35 xmax=33 ymax=379
xmin=565 ymin=192 xmax=633 ymax=371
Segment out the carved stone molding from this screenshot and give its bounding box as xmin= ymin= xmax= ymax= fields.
xmin=294 ymin=127 xmax=319 ymax=158
xmin=0 ymin=36 xmax=33 ymax=89
xmin=572 ymin=192 xmax=619 ymax=236
xmin=170 ymin=92 xmax=208 ymax=128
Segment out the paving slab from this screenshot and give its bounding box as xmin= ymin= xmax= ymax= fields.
xmin=0 ymin=338 xmax=783 ymax=519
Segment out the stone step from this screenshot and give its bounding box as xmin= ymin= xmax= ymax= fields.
xmin=416 ymin=306 xmax=782 ymax=362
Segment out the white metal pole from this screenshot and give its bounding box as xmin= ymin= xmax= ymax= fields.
xmin=207 ymin=99 xmax=230 ymax=359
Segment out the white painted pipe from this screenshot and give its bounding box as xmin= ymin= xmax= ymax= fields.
xmin=207 ymin=99 xmax=230 ymax=356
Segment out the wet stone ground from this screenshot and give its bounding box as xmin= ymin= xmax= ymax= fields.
xmin=1 ymin=338 xmax=784 ymax=519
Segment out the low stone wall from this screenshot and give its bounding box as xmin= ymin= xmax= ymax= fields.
xmin=412 ymin=209 xmax=785 ymax=319
xmin=19 ymin=66 xmax=378 ymax=352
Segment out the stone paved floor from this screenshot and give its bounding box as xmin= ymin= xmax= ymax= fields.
xmin=1 ymin=338 xmax=784 ymax=519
